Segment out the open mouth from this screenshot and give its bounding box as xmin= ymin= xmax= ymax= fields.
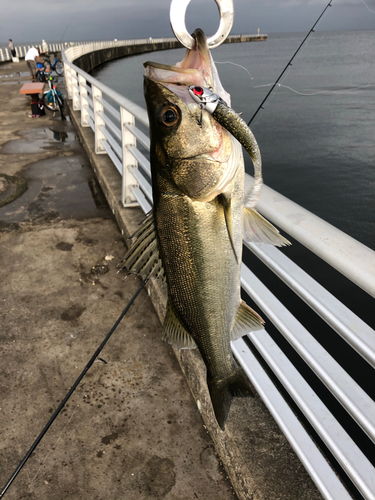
xmin=144 ymin=29 xmax=230 ymax=106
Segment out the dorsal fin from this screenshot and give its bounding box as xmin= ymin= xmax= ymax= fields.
xmin=217 ymin=193 xmax=238 ymax=263
xmin=162 ymin=298 xmax=197 ymax=349
xmin=118 ymin=210 xmax=166 ymax=281
xmin=243 ymin=207 xmax=291 ymax=247
xmin=230 ymin=301 xmax=265 ymax=342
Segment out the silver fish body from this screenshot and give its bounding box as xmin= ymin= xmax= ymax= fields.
xmin=122 ymin=30 xmax=287 ymax=429
xmin=144 ymin=75 xmax=262 ymax=430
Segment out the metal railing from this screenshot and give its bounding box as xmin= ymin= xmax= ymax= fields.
xmin=1 ymin=43 xmax=62 ymax=61
xmin=62 ymin=40 xmax=375 ymax=500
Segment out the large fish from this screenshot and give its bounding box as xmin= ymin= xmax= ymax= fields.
xmin=121 ymin=29 xmax=288 ymax=430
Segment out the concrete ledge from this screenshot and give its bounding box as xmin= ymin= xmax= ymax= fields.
xmin=68 ymin=97 xmax=324 ymax=500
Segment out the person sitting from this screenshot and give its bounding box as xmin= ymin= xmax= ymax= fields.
xmin=35 ymin=62 xmax=50 ymax=82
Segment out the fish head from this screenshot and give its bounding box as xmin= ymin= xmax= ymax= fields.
xmin=144 ymin=29 xmax=239 ymax=202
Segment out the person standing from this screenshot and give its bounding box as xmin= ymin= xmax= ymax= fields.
xmin=41 ymin=39 xmax=48 ymax=54
xmin=8 ymin=39 xmax=16 ymax=58
xmin=25 ymin=46 xmax=43 ymax=80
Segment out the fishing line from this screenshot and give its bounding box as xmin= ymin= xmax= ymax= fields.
xmin=0 ymin=275 xmax=149 ymax=499
xmin=214 ymin=60 xmax=254 ymax=80
xmin=247 ymin=0 xmax=333 ymax=125
xmin=274 ymin=82 xmax=375 ymax=96
xmin=358 ymin=0 xmax=375 ymax=14
xmin=214 ymin=58 xmax=375 ymax=99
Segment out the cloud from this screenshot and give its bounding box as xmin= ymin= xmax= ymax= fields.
xmin=2 ymin=0 xmax=375 ymax=44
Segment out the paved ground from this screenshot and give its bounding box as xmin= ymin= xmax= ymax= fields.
xmin=0 ymin=61 xmax=237 ymax=500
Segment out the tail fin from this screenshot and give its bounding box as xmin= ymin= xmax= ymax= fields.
xmin=207 ymin=368 xmax=254 ymax=431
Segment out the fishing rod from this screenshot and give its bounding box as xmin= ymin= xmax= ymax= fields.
xmin=0 ymin=276 xmax=149 ymax=499
xmin=248 ymin=0 xmax=333 ymax=126
xmin=59 ymin=22 xmax=71 ymax=43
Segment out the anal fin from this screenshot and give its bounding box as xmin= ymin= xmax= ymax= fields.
xmin=230 ymin=300 xmax=265 ymax=342
xmin=162 ymin=298 xmax=197 ymax=350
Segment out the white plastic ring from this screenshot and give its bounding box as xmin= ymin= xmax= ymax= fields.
xmin=170 ymin=0 xmax=234 ymax=50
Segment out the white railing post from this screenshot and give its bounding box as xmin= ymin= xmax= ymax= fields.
xmin=72 ymin=69 xmax=80 ymax=111
xmin=0 ymin=49 xmax=3 ymax=62
xmin=64 ymin=64 xmax=73 ymax=100
xmin=78 ymin=75 xmax=90 ymax=127
xmin=92 ymin=85 xmax=106 ymax=154
xmin=120 ymin=107 xmax=138 ymax=206
xmin=5 ymin=48 xmax=9 ymax=61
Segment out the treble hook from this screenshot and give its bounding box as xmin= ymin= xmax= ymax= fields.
xmin=169 ymin=0 xmax=234 ymax=50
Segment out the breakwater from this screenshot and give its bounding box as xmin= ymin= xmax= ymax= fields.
xmin=73 ymin=35 xmax=267 ymax=73
xmin=0 ymin=35 xmax=266 ymax=64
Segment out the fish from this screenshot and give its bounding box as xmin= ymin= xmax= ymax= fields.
xmin=121 ymin=29 xmax=289 ymax=430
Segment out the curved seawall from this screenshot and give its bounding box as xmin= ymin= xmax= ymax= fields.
xmin=71 ymin=35 xmax=267 ymax=73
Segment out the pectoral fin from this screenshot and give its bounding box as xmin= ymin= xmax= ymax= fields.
xmin=162 ymin=298 xmax=197 ymax=349
xmin=230 ymin=300 xmax=265 ymax=342
xmin=243 ymin=207 xmax=291 ymax=247
xmin=118 ymin=210 xmax=166 ymax=281
xmin=218 ymin=193 xmax=238 ymax=263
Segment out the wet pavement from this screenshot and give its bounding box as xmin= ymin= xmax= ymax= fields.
xmin=0 ymin=61 xmax=237 ymax=499
xmin=0 ymin=125 xmax=108 ymax=223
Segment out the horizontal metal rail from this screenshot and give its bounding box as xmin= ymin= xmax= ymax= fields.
xmin=87 ymin=116 xmax=94 ymax=132
xmin=130 ymin=186 xmax=152 ymax=214
xmin=83 ymin=104 xmax=94 ymax=122
xmin=97 ymin=96 xmax=121 ymax=121
xmin=99 ymin=126 xmax=122 ymax=160
xmin=255 ymin=182 xmax=375 ymax=297
xmin=98 ymin=111 xmax=121 ymax=141
xmin=246 ymin=242 xmax=375 ymax=368
xmin=123 ymin=123 xmax=150 ymax=150
xmin=62 ymin=39 xmax=375 ymax=500
xmin=128 ymin=166 xmax=153 ymax=202
xmin=101 ymin=140 xmax=122 ymax=174
xmin=127 ymin=145 xmax=151 ymax=177
xmin=241 ymin=263 xmax=375 ymax=443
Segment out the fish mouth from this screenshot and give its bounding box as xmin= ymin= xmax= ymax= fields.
xmin=144 ymin=29 xmax=230 ymax=105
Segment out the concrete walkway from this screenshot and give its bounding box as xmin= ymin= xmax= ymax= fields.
xmin=0 ymin=61 xmax=237 ymax=500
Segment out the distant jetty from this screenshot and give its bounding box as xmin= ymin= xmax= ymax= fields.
xmin=225 ymin=34 xmax=267 ymax=43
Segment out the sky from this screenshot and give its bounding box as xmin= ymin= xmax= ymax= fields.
xmin=1 ymin=0 xmax=375 ymax=44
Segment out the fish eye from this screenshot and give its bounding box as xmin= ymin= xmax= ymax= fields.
xmin=159 ymin=104 xmax=180 ymax=128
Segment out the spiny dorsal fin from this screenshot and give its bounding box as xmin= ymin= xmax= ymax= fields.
xmin=243 ymin=207 xmax=291 ymax=247
xmin=118 ymin=210 xmax=166 ymax=281
xmin=218 ymin=193 xmax=238 ymax=263
xmin=230 ymin=300 xmax=265 ymax=342
xmin=162 ymin=298 xmax=197 ymax=350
